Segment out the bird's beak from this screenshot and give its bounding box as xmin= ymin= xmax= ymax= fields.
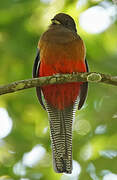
xmin=51 ymin=19 xmax=61 ymax=25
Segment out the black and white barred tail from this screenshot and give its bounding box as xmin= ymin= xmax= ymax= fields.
xmin=45 ymin=101 xmax=77 ymax=174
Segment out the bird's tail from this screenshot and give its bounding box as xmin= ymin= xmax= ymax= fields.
xmin=46 ymin=102 xmax=77 ymax=174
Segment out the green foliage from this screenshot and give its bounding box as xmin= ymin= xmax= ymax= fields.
xmin=0 ymin=0 xmax=117 ymax=179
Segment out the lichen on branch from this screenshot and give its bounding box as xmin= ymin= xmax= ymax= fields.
xmin=0 ymin=72 xmax=117 ymax=96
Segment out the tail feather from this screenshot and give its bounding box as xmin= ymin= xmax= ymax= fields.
xmin=46 ymin=101 xmax=77 ymax=174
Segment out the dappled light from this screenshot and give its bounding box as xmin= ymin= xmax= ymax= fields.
xmin=13 ymin=161 xmax=26 ymax=176
xmin=74 ymin=119 xmax=91 ymax=135
xmin=40 ymin=0 xmax=52 ymax=3
xmin=61 ymin=160 xmax=81 ymax=180
xmin=22 ymin=144 xmax=46 ymax=167
xmin=79 ymin=1 xmax=117 ymax=34
xmin=80 ymin=142 xmax=92 ymax=161
xmin=86 ymin=163 xmax=99 ymax=180
xmin=100 ymin=150 xmax=117 ymax=159
xmin=0 ymin=108 xmax=13 ymax=139
xmin=103 ymin=173 xmax=117 ymax=180
xmin=95 ymin=125 xmax=107 ymax=134
xmin=76 ymin=0 xmax=87 ymax=9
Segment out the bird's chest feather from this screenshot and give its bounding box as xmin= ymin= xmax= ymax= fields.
xmin=38 ymin=38 xmax=86 ymax=109
xmin=39 ymin=39 xmax=86 ymax=76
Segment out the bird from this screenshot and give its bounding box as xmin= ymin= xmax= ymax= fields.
xmin=33 ymin=13 xmax=89 ymax=174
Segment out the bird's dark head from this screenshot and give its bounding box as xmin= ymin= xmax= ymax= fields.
xmin=51 ymin=13 xmax=77 ymax=32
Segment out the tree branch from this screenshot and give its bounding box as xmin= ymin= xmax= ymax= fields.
xmin=0 ymin=72 xmax=117 ymax=96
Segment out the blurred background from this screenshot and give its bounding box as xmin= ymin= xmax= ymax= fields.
xmin=0 ymin=0 xmax=117 ymax=179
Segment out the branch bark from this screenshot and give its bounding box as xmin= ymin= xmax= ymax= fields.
xmin=0 ymin=72 xmax=117 ymax=96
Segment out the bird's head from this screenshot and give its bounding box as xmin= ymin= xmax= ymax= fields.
xmin=51 ymin=13 xmax=77 ymax=33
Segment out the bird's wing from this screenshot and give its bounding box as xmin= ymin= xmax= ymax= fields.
xmin=78 ymin=59 xmax=89 ymax=110
xmin=33 ymin=50 xmax=46 ymax=110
